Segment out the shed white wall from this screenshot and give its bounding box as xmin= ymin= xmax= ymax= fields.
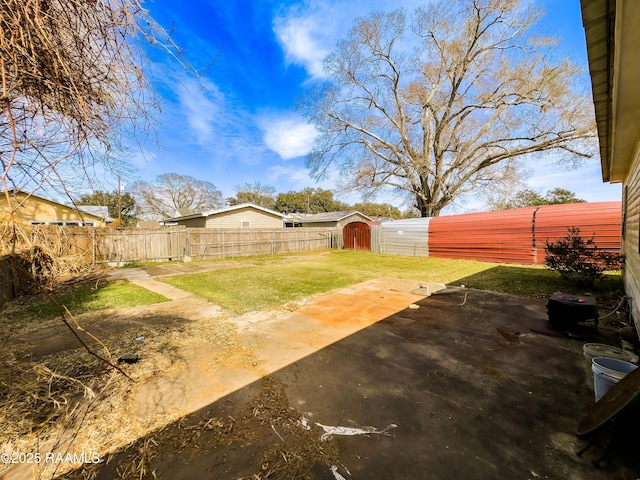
xmin=379 ymin=218 xmax=430 ymax=256
xmin=205 ymin=207 xmax=283 ymax=228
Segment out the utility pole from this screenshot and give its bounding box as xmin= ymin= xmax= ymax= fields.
xmin=117 ymin=177 xmax=122 ymax=226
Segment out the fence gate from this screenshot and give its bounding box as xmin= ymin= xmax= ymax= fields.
xmin=343 ymin=222 xmax=371 ymax=251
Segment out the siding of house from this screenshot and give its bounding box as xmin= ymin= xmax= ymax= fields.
xmin=2 ymin=191 xmax=106 ymax=226
xmin=623 ymin=144 xmax=640 ymax=333
xmin=204 ymin=207 xmax=283 ymax=229
xmin=300 ymin=221 xmax=337 ymax=228
xmin=178 ymin=217 xmax=207 ymax=228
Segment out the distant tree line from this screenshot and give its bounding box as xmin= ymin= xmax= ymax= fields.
xmin=490 ymin=188 xmax=585 ymax=210
xmin=76 ymin=173 xmax=584 ymax=224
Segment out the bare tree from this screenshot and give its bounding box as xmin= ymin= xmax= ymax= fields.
xmin=130 ymin=173 xmax=224 ymax=219
xmin=227 ymin=181 xmax=277 ymax=209
xmin=302 ymin=0 xmax=596 ymax=217
xmin=0 ymin=0 xmax=183 ymax=250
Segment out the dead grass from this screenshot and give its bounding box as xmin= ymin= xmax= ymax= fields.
xmin=0 ymin=302 xmax=248 ymax=479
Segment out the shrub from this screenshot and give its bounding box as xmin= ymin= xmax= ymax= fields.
xmin=544 ymin=227 xmax=622 ymax=286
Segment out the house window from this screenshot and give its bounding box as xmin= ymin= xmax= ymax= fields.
xmin=240 ymin=220 xmax=251 ymax=228
xmin=29 ymin=220 xmax=83 ymax=226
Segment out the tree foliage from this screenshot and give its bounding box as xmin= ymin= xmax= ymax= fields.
xmin=544 ymin=227 xmax=622 ymax=286
xmin=273 ymin=188 xmax=348 ymax=214
xmin=492 ymin=188 xmax=585 ymax=210
xmin=77 ymin=190 xmax=139 ymax=227
xmin=302 ymin=0 xmax=595 ymax=217
xmin=227 ymin=182 xmax=277 ymax=209
xmin=130 ymin=173 xmax=224 ymax=219
xmin=0 ymin=0 xmax=184 ymax=251
xmin=0 ymin=0 xmax=176 ymax=196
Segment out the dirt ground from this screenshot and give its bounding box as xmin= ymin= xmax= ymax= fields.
xmin=2 ymin=259 xmax=640 ymax=480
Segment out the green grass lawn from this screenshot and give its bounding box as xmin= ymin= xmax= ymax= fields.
xmin=19 ymin=280 xmax=170 ymax=320
xmin=159 ymin=250 xmax=623 ymax=314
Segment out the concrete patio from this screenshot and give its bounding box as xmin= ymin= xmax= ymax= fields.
xmin=77 ymin=284 xmax=640 ymax=480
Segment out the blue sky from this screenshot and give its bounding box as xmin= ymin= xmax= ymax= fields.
xmin=119 ymin=0 xmax=621 ymax=213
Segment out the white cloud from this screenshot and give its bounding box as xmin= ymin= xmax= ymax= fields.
xmin=261 ymin=116 xmax=317 ymax=160
xmin=175 ymin=78 xmax=223 ymax=145
xmin=273 ymin=14 xmax=331 ymax=78
xmin=267 ymin=164 xmax=312 ymax=184
xmin=273 ymin=0 xmax=433 ymax=79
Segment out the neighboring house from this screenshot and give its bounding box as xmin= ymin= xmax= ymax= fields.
xmin=581 ymin=1 xmax=640 ymax=334
xmin=136 ymin=220 xmax=162 ymax=228
xmin=162 ymin=203 xmax=285 ymax=228
xmin=1 ymin=190 xmax=112 ymax=227
xmin=285 ymin=211 xmax=373 ymax=229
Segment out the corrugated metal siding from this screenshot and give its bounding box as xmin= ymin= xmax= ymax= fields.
xmin=379 ymin=218 xmax=430 ymax=256
xmin=428 ymin=208 xmax=537 ymax=263
xmin=533 ymin=202 xmax=622 ymax=263
xmin=427 ymin=202 xmax=622 ymax=265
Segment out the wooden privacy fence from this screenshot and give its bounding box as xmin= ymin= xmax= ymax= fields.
xmin=84 ymin=227 xmax=341 ymax=264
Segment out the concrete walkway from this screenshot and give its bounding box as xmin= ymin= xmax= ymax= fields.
xmin=113 ymin=267 xmax=194 ymax=300
xmin=133 ymin=277 xmax=428 ymax=418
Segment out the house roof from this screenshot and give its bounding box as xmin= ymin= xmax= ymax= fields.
xmin=137 ymin=220 xmax=162 ymax=228
xmin=175 ymin=208 xmax=197 ymax=216
xmin=580 ymin=0 xmax=640 ymax=182
xmin=289 ymin=210 xmax=373 ymax=223
xmin=164 ymin=203 xmax=286 ymax=222
xmin=77 ymin=205 xmax=112 ymax=221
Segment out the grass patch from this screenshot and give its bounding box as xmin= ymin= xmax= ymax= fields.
xmin=19 ymin=280 xmax=170 ymax=320
xmin=158 ymin=250 xmax=621 ymax=314
xmin=447 ymin=265 xmax=622 ymax=298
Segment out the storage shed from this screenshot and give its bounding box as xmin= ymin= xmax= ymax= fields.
xmin=428 ymin=201 xmax=622 ymax=264
xmin=286 ymin=211 xmax=373 ymax=229
xmin=376 ymin=202 xmax=622 ymax=264
xmin=343 ymin=221 xmax=380 ymax=251
xmin=379 ymin=218 xmax=431 ymax=256
xmin=428 ymin=207 xmax=538 ymax=263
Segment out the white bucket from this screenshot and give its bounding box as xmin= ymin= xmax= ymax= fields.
xmin=592 ymin=356 xmax=638 ymax=402
xmin=583 ymin=343 xmax=632 ymax=391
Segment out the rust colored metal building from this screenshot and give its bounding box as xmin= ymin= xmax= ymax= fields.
xmin=426 ymin=201 xmax=622 ymax=265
